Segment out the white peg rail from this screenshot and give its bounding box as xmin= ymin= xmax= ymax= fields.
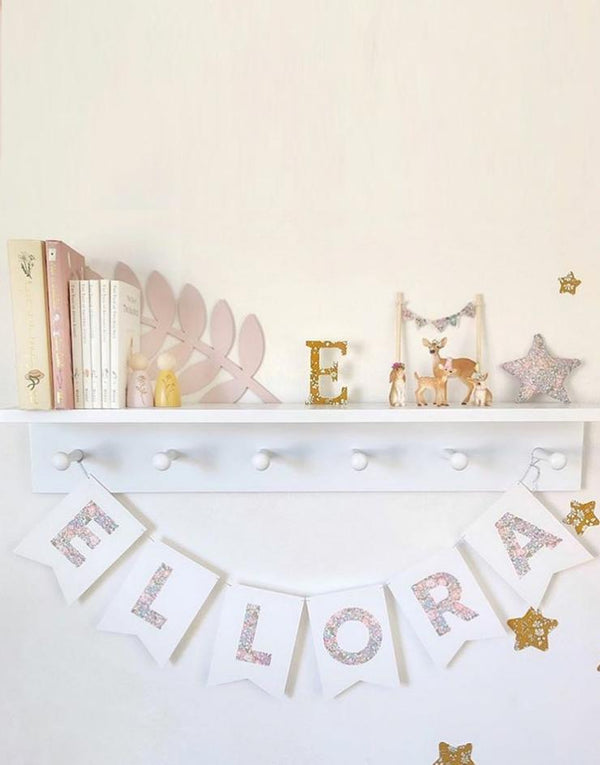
xmin=0 ymin=403 xmax=597 ymax=493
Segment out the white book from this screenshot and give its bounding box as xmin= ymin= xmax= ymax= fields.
xmin=69 ymin=280 xmax=84 ymax=409
xmin=89 ymin=280 xmax=102 ymax=408
xmin=100 ymin=279 xmax=111 ymax=408
xmin=79 ymin=281 xmax=92 ymax=409
xmin=110 ymin=280 xmax=141 ymax=408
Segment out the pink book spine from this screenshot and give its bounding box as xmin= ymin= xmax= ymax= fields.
xmin=45 ymin=241 xmax=85 ymax=409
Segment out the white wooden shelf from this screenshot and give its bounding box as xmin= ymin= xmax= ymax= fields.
xmin=1 ymin=403 xmax=597 ymax=494
xmin=1 ymin=402 xmax=599 ymax=424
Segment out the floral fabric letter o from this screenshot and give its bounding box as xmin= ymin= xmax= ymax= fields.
xmin=323 ymin=607 xmax=383 ymax=665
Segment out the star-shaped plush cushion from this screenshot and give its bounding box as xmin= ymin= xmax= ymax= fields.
xmin=501 ymin=334 xmax=581 ymax=403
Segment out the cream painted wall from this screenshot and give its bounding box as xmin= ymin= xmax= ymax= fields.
xmin=1 ymin=2 xmax=600 ymax=763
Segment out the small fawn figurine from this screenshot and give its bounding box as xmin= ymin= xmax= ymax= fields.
xmin=126 ymin=352 xmax=153 ymax=408
xmin=470 ymin=371 xmax=493 ymax=407
xmin=154 ymin=352 xmax=181 ymax=407
xmin=388 ymin=362 xmax=406 ymax=407
xmin=423 ymin=337 xmax=477 ymax=405
xmin=414 ymin=364 xmax=455 ymax=406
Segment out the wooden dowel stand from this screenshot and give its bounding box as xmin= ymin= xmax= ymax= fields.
xmin=475 ymin=293 xmax=484 ymax=370
xmin=396 ymin=292 xmax=404 ymax=362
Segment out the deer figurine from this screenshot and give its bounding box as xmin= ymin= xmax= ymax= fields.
xmin=470 ymin=371 xmax=493 ymax=407
xmin=422 ymin=337 xmax=477 ymax=405
xmin=388 ymin=362 xmax=406 ymax=407
xmin=414 ymin=364 xmax=455 ymax=406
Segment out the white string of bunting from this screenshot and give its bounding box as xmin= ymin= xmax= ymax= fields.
xmin=14 ymin=468 xmax=594 ymax=698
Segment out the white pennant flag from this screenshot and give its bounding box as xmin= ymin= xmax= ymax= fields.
xmin=14 ymin=475 xmax=145 ymax=604
xmin=98 ymin=540 xmax=219 ymax=666
xmin=464 ymin=483 xmax=593 ymax=606
xmin=208 ymin=585 xmax=304 ymax=697
xmin=388 ymin=547 xmax=505 ymax=667
xmin=307 ymin=585 xmax=398 ymax=698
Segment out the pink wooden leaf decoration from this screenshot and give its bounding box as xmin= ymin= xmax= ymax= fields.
xmin=178 ymin=358 xmax=221 ymax=396
xmin=210 ymin=300 xmax=235 ymax=356
xmin=146 ymin=270 xmax=176 ymax=326
xmin=114 ymin=262 xmax=143 ymax=310
xmin=144 ymin=271 xmax=176 ymax=359
xmin=147 ymin=341 xmax=194 ymax=379
xmin=113 ymin=263 xmax=279 ymax=403
xmin=200 ymin=377 xmax=248 ymax=404
xmin=141 ymin=329 xmax=170 ymax=362
xmin=238 ymin=314 xmax=265 ymax=377
xmin=178 ymin=284 xmax=206 ymax=341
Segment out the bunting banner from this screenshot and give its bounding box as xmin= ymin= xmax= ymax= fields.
xmin=14 ymin=475 xmax=145 ymax=604
xmin=98 ymin=540 xmax=219 ymax=666
xmin=388 ymin=547 xmax=505 ymax=667
xmin=401 ymin=301 xmax=476 ymax=333
xmin=307 ymin=585 xmax=398 ymax=698
xmin=13 ymin=477 xmax=596 ymax=696
xmin=207 ymin=585 xmax=304 ymax=697
xmin=463 ymin=483 xmax=592 ymax=606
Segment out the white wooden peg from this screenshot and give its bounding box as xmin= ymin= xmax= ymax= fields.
xmin=532 ymin=448 xmax=567 ymax=470
xmin=444 ymin=449 xmax=469 ymax=471
xmin=252 ymin=450 xmax=271 ymax=471
xmin=51 ymin=449 xmax=84 ymax=471
xmin=152 ymin=449 xmax=181 ymax=471
xmin=351 ymin=450 xmax=369 ymax=471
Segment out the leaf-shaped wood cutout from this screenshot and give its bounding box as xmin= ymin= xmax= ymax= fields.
xmin=141 ymin=328 xmax=170 ymax=361
xmin=210 ymin=300 xmax=235 ymax=357
xmin=146 ymin=271 xmax=176 ymax=325
xmin=144 ymin=271 xmax=177 ymax=359
xmin=238 ymin=314 xmax=265 ymax=377
xmin=200 ymin=377 xmax=248 ymax=403
xmin=178 ymin=284 xmax=206 ymax=341
xmin=111 ymin=262 xmax=279 ymax=402
xmin=114 ymin=262 xmax=143 ymax=310
xmin=147 ymin=341 xmax=194 ymax=379
xmin=178 ymin=358 xmax=222 ymax=396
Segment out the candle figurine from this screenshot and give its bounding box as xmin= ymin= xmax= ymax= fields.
xmin=126 ymin=352 xmax=153 ymax=408
xmin=154 ymin=352 xmax=181 ymax=408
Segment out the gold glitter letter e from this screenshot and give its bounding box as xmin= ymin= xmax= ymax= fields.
xmin=305 ymin=340 xmax=348 ymax=406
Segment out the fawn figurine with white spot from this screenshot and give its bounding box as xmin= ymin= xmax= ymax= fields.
xmin=414 ymin=364 xmax=455 ymax=406
xmin=422 ymin=337 xmax=477 ymax=405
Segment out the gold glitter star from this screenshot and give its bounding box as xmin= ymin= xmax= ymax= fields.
xmin=558 ymin=271 xmax=582 ymax=295
xmin=507 ymin=607 xmax=558 ymax=652
xmin=564 ymin=500 xmax=599 ymax=535
xmin=433 ymin=742 xmax=475 ymax=765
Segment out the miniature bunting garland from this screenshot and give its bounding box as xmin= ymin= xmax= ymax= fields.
xmin=401 ymin=301 xmax=476 ymax=333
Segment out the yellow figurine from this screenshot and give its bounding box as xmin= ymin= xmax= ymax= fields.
xmin=154 ymin=352 xmax=181 ymax=407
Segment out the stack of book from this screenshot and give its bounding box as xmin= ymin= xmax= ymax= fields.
xmin=7 ymin=239 xmax=141 ymax=410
